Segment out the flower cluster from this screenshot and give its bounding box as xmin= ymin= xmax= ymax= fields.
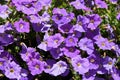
xmin=0 ymin=0 xmax=120 ymax=80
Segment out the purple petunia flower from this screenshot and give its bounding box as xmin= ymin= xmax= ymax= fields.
xmin=74 ymin=15 xmax=89 ymax=32
xmin=20 ymin=42 xmax=42 ymax=63
xmin=20 ymin=43 xmax=36 ymax=62
xmin=59 ymin=24 xmax=73 ymax=34
xmin=0 ymin=33 xmax=14 ymax=46
xmin=104 ymin=24 xmax=114 ymax=38
xmin=32 ymin=22 xmax=51 ymax=32
xmin=86 ymin=14 xmax=102 ymax=30
xmin=14 ymin=18 xmax=30 ymax=33
xmin=88 ymin=52 xmax=101 ymax=70
xmin=71 ymin=55 xmax=89 ymax=74
xmin=103 ymin=56 xmax=116 ymax=72
xmin=27 ymin=52 xmax=42 ymax=62
xmin=40 ymin=11 xmax=51 ymax=22
xmin=94 ymin=37 xmax=115 ymax=50
xmin=110 ymin=0 xmax=118 ymax=4
xmin=95 ymin=38 xmax=109 ymax=50
xmin=40 ymin=23 xmax=51 ymax=32
xmin=0 ymin=5 xmax=11 ymax=19
xmin=0 ymin=51 xmax=13 ymax=61
xmin=0 ymin=25 xmax=7 ymax=33
xmin=116 ymin=13 xmax=120 ymax=20
xmin=93 ymin=34 xmax=103 ymax=40
xmin=1 ymin=22 xmax=13 ymax=32
xmin=82 ymin=69 xmax=96 ymax=80
xmin=52 ymin=8 xmax=74 ymax=26
xmin=44 ymin=59 xmax=56 ymax=74
xmin=37 ymin=41 xmax=50 ymax=51
xmin=0 ymin=58 xmax=6 ymax=70
xmin=78 ymin=37 xmax=94 ymax=55
xmin=66 ymin=12 xmax=75 ymax=22
xmin=64 ymin=36 xmax=78 ymax=47
xmin=111 ymin=67 xmax=120 ymax=80
xmin=48 ymin=60 xmax=68 ymax=76
xmin=32 ymin=23 xmax=44 ymax=32
xmin=52 ymin=8 xmax=68 ymax=16
xmin=85 ymin=28 xmax=100 ymax=39
xmin=12 ymin=0 xmax=37 ymax=15
xmin=29 ymin=11 xmax=50 ymax=24
xmin=70 ymin=0 xmax=90 ymax=11
xmin=37 ymin=32 xmax=51 ymax=51
xmin=12 ymin=0 xmax=51 ymax=15
xmin=19 ymin=69 xmax=29 ymax=80
xmin=27 ymin=59 xmax=45 ymax=75
xmin=28 ymin=14 xmax=41 ymax=23
xmin=97 ymin=64 xmax=108 ymax=74
xmin=61 ymin=47 xmax=80 ymax=58
xmin=4 ymin=61 xmax=22 ymax=79
xmin=72 ymin=31 xmax=82 ymax=38
xmin=110 ymin=44 xmax=120 ymax=57
xmin=46 ymin=33 xmax=64 ymax=48
xmin=95 ymin=0 xmax=108 ymax=9
xmin=0 ymin=46 xmax=4 ymax=53
xmin=50 ymin=48 xmax=63 ymax=59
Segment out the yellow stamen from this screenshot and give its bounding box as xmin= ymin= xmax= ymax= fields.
xmin=10 ymin=68 xmax=14 ymax=73
xmin=77 ymin=63 xmax=81 ymax=66
xmin=90 ymin=59 xmax=95 ymax=63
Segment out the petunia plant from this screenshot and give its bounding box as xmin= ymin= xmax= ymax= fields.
xmin=0 ymin=0 xmax=120 ymax=80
